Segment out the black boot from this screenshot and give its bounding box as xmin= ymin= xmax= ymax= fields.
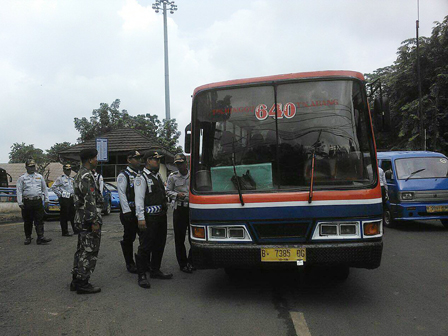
xmin=76 ymin=279 xmax=101 ymax=294
xmin=135 ymin=253 xmax=151 ymax=289
xmin=138 ymin=274 xmax=151 ymax=289
xmin=120 ymin=241 xmax=137 ymax=273
xmin=24 ymin=237 xmax=33 ymax=245
xmin=70 ymin=274 xmax=77 ymax=291
xmin=37 ymin=236 xmax=52 ymax=244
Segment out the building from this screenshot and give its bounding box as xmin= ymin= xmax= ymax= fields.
xmin=58 ymin=128 xmax=176 ymax=182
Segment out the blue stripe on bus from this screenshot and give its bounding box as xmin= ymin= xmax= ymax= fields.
xmin=190 ymin=203 xmax=382 ymax=221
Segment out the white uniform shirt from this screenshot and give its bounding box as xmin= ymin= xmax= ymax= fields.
xmin=117 ymin=167 xmax=139 ymax=214
xmin=51 ymin=174 xmax=74 ymax=198
xmin=135 ymin=168 xmax=164 ymax=221
xmin=378 ymin=167 xmax=388 ymax=191
xmin=16 ymin=172 xmax=49 ymax=206
xmin=166 ymin=170 xmax=190 ymax=208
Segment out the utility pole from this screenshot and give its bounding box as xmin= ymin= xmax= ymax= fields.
xmin=152 ymin=0 xmax=178 ymax=121
xmin=416 ymin=0 xmax=424 ymax=150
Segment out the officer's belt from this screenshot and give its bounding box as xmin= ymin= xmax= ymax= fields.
xmin=24 ymin=196 xmax=41 ymax=201
xmin=145 ymin=205 xmax=163 ymax=214
xmin=176 ymin=201 xmax=189 ymax=208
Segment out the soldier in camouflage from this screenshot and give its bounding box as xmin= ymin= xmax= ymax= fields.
xmin=70 ymin=148 xmax=103 ymax=294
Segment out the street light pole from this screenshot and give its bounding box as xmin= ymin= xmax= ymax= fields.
xmin=152 ymin=0 xmax=178 ymax=121
xmin=416 ymin=0 xmax=424 ymax=150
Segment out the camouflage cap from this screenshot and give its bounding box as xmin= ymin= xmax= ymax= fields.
xmin=80 ymin=148 xmax=98 ymax=161
xmin=143 ymin=150 xmax=163 ymax=161
xmin=25 ymin=159 xmax=36 ymax=167
xmin=174 ymin=153 xmax=186 ymax=163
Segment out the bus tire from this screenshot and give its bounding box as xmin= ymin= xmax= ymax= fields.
xmin=440 ymin=219 xmax=448 ymax=229
xmin=383 ymin=208 xmax=395 ymax=228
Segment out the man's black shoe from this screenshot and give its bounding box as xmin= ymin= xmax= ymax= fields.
xmin=37 ymin=236 xmax=52 ymax=244
xmin=76 ymin=283 xmax=101 ymax=294
xmin=180 ymin=265 xmax=193 ymax=274
xmin=62 ymin=232 xmax=73 ymax=237
xmin=24 ymin=237 xmax=33 ymax=245
xmin=70 ymin=280 xmax=77 ymax=291
xmin=187 ymin=263 xmax=196 ymax=272
xmin=150 ymin=270 xmax=173 ymax=279
xmin=126 ymin=263 xmax=137 ymax=274
xmin=138 ymin=274 xmax=151 ymax=288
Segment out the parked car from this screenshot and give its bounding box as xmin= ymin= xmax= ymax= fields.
xmin=104 ymin=182 xmax=120 ymax=211
xmin=44 ymin=186 xmax=112 ymax=218
xmin=377 ymin=151 xmax=448 ymax=229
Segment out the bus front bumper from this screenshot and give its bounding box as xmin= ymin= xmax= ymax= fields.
xmin=191 ymin=241 xmax=383 ymax=270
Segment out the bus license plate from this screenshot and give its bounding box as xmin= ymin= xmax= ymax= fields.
xmin=261 ymin=248 xmax=306 ymax=262
xmin=426 ymin=205 xmax=448 ymax=213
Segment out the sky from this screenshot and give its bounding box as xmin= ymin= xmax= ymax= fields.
xmin=1 ymin=0 xmax=447 ymax=163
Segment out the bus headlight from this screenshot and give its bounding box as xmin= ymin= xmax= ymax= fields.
xmin=211 ymin=227 xmax=226 ymax=239
xmin=207 ymin=225 xmax=252 ymax=242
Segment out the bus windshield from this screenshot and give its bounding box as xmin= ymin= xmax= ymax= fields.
xmin=192 ymin=79 xmax=376 ymax=193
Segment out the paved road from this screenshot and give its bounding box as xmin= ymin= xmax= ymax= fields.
xmin=0 ymin=213 xmax=447 ymax=336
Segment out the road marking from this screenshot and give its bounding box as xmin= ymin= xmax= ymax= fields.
xmin=290 ymin=311 xmax=312 ymax=336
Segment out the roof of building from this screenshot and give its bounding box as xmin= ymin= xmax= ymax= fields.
xmin=58 ymin=128 xmax=175 ymax=161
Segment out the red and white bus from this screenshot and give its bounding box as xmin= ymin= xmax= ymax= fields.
xmin=185 ymin=71 xmax=383 ymax=280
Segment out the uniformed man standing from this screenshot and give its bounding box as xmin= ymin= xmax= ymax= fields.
xmin=117 ymin=150 xmax=143 ymax=274
xmin=166 ymin=153 xmax=194 ymax=273
xmin=134 ymin=150 xmax=173 ymax=289
xmin=70 ymin=149 xmax=103 ymax=294
xmin=16 ymin=159 xmax=52 ymax=245
xmin=51 ymin=164 xmax=75 ymax=236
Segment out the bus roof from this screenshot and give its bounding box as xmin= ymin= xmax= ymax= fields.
xmin=377 ymin=151 xmax=447 ymax=160
xmin=193 ymin=70 xmax=365 ymax=96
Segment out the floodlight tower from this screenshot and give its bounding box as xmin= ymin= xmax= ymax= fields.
xmin=152 ymin=0 xmax=178 ymax=121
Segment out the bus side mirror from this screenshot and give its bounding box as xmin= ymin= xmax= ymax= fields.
xmin=185 ymin=123 xmax=191 ymax=154
xmin=385 ymin=170 xmax=393 ymax=180
xmin=373 ymin=96 xmax=391 ymax=132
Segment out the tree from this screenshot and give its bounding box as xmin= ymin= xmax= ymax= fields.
xmin=46 ymin=142 xmax=73 ymax=162
xmin=365 ymin=15 xmax=448 ymax=153
xmin=74 ymin=99 xmax=183 ymax=153
xmin=9 ymin=143 xmax=46 ymax=164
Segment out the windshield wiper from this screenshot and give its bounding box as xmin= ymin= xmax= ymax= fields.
xmin=308 ymin=130 xmax=323 ymax=204
xmin=405 ymin=168 xmax=425 ymax=181
xmin=232 ymin=153 xmax=244 ymax=206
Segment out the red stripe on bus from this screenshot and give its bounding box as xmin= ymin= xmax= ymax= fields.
xmin=189 ymin=186 xmax=381 ymax=205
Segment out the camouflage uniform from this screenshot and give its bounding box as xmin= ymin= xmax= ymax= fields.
xmin=72 ymin=166 xmax=104 ymax=281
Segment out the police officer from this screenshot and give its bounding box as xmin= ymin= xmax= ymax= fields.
xmin=70 ymin=149 xmax=103 ymax=294
xmin=16 ymin=159 xmax=52 ymax=245
xmin=166 ymin=153 xmax=194 ymax=273
xmin=117 ymin=150 xmax=143 ymax=274
xmin=134 ymin=150 xmax=173 ymax=289
xmin=51 ymin=164 xmax=75 ymax=236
